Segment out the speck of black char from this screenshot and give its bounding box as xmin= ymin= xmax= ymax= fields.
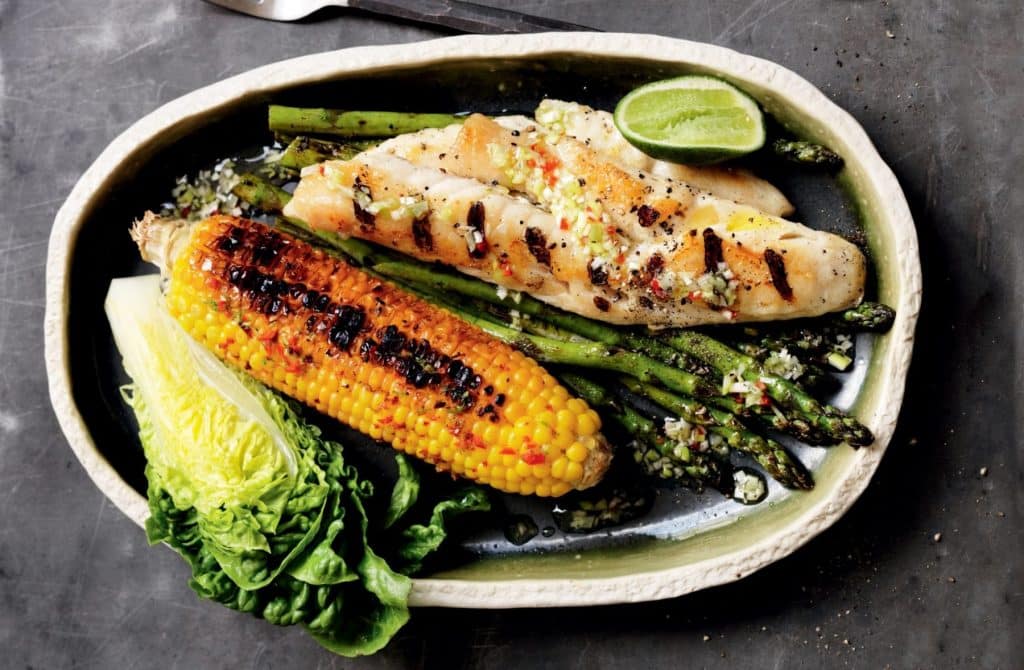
xmin=467 ymin=201 xmax=487 ymax=258
xmin=352 ymin=177 xmax=375 ymax=230
xmin=412 ymin=214 xmax=433 ymax=251
xmin=494 ymin=393 xmax=506 ymax=406
xmin=593 ymin=296 xmax=611 ymax=312
xmin=637 ymin=204 xmax=659 ymax=227
xmin=467 ymin=201 xmax=485 ymax=232
xmin=646 ymin=253 xmax=665 ymax=276
xmin=251 ymin=236 xmax=282 ymax=267
xmin=588 ymin=262 xmax=609 ymax=286
xmin=217 ymin=228 xmax=244 ymax=252
xmin=525 ymin=227 xmax=552 ymax=266
xmin=359 ymin=338 xmax=377 ymax=360
xmin=702 ymin=228 xmax=724 ymax=273
xmin=763 ymin=248 xmax=794 ymax=301
xmin=484 ymin=385 xmax=494 ymax=395
xmin=638 ymin=295 xmax=654 ymax=309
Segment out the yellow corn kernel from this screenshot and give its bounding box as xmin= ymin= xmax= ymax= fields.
xmin=575 ymin=411 xmax=600 ymax=436
xmin=551 ymin=457 xmax=568 ymax=480
xmin=566 ymin=442 xmax=589 ymax=463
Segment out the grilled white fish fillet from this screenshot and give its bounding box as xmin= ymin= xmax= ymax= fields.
xmin=368 ymin=110 xmax=793 ymax=216
xmin=534 ymin=99 xmax=795 ymax=217
xmin=284 ymin=127 xmax=865 ymax=326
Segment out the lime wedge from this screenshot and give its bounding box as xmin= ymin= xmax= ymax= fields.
xmin=613 ymin=76 xmax=766 ymax=164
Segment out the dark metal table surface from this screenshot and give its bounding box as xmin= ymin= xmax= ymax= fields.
xmin=1 ymin=1 xmax=1021 ymax=667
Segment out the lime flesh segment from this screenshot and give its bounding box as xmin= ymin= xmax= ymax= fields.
xmin=614 ymin=76 xmax=766 ymax=165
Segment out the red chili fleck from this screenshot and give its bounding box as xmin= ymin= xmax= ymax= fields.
xmin=284 ymin=359 xmax=304 ymax=374
xmin=521 ymin=450 xmax=546 ymax=465
xmin=760 ymin=395 xmax=772 ymax=406
xmin=650 ymin=278 xmax=668 ymax=300
xmin=500 ymin=447 xmax=516 ymax=455
xmin=318 ymin=165 xmax=326 ymax=176
xmin=615 ymin=253 xmax=626 ymax=264
xmin=559 ymin=217 xmax=570 ymax=231
xmin=216 ymin=298 xmax=228 ymax=313
xmin=526 ymin=158 xmax=537 ymax=169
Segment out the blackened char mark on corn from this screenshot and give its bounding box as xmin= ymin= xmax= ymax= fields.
xmin=525 ymin=227 xmax=551 ymax=266
xmin=763 ymin=248 xmax=794 ymax=301
xmin=703 ymin=228 xmax=724 ymax=273
xmin=216 ymin=226 xmax=245 ymax=252
xmin=329 ymin=305 xmax=365 ymax=349
xmin=213 ymin=218 xmax=485 ymax=406
xmin=467 ymin=201 xmax=487 ymax=258
xmin=352 ymin=177 xmax=375 ymax=231
xmin=216 ymin=226 xmax=284 ymax=267
xmin=412 ymin=214 xmax=433 ymax=251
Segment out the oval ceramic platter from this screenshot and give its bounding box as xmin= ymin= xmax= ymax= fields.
xmin=44 ymin=33 xmax=920 ymax=608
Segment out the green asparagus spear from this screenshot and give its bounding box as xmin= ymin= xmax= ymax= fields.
xmin=658 ymin=330 xmax=873 ymax=446
xmin=422 ymin=295 xmax=716 ymax=400
xmin=233 ymin=174 xmax=292 ymax=213
xmin=771 ymin=139 xmax=843 ymax=169
xmin=278 ymin=136 xmax=374 ymax=170
xmin=619 ymin=379 xmax=813 ymax=490
xmin=369 ymin=261 xmax=705 ymax=374
xmin=831 ymin=301 xmax=896 ymax=332
xmin=559 ymin=373 xmax=729 ymax=490
xmin=268 ymin=106 xmax=464 ymax=139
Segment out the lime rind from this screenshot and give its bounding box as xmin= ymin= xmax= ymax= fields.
xmin=613 ymin=75 xmax=766 ymax=165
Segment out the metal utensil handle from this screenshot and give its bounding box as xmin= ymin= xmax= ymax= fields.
xmin=348 ymin=0 xmax=594 ymax=33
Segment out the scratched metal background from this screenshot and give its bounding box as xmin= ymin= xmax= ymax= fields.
xmin=1 ymin=1 xmax=1021 ymax=668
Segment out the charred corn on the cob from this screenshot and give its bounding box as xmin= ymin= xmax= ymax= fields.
xmin=132 ymin=213 xmax=612 ymax=496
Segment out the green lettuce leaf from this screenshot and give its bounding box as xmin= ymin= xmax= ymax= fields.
xmin=394 ymin=488 xmax=491 ymax=575
xmin=383 ymin=454 xmax=420 ymax=529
